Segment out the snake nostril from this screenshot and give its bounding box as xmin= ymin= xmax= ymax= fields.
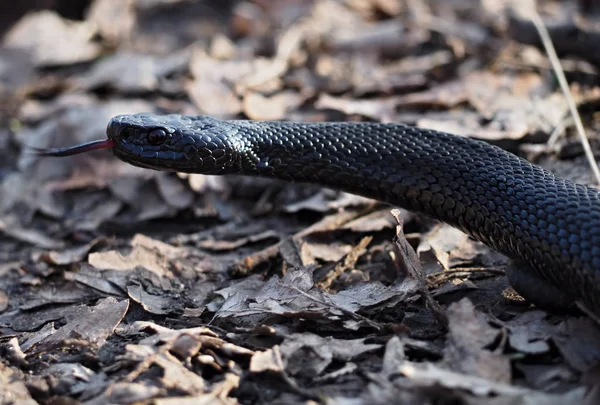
xmin=119 ymin=128 xmax=135 ymax=141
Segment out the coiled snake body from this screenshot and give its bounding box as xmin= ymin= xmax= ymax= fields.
xmin=37 ymin=113 xmax=600 ymax=317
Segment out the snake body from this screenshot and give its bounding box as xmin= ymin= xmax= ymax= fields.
xmin=47 ymin=113 xmax=600 ymax=316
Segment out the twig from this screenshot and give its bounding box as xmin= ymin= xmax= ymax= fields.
xmin=525 ymin=1 xmax=600 ymax=184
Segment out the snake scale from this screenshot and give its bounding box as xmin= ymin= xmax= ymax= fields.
xmin=36 ymin=113 xmax=600 ymax=317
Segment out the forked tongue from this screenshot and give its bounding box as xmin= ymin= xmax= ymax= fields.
xmin=31 ymin=139 xmax=115 ymax=157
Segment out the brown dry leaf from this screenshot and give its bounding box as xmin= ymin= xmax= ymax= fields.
xmin=0 ymin=290 xmax=8 ymax=313
xmin=390 ymin=209 xmax=447 ymax=326
xmin=18 ymin=92 xmax=92 ymax=123
xmin=181 ymin=219 xmax=283 ymax=252
xmin=234 ymin=23 xmax=306 ymax=93
xmin=37 ymin=160 xmax=128 ymax=193
xmin=230 ymin=208 xmax=369 ymax=275
xmin=110 ymin=177 xmax=174 ymax=222
xmin=39 ymin=237 xmax=108 ymax=266
xmin=89 ymin=234 xmax=183 ymax=276
xmin=282 ymin=190 xmax=339 ymax=213
xmin=209 ymin=34 xmax=237 ymax=60
xmin=398 ymin=361 xmax=578 ymax=399
xmin=155 ymin=173 xmax=196 ymax=210
xmin=214 ymin=265 xmax=413 ymax=323
xmin=75 ymin=53 xmax=161 ymax=93
xmin=33 ymin=297 xmax=128 ymax=350
xmin=127 ymin=285 xmax=183 ymax=316
xmin=66 ymin=264 xmax=127 ymax=297
xmin=153 ymin=352 xmax=207 ymax=394
xmin=279 ymin=237 xmax=315 ymax=268
xmin=309 ymin=0 xmax=365 ymax=38
xmin=0 ymin=362 xmax=37 ymax=405
xmin=242 ymin=90 xmax=305 ymax=120
xmin=303 ymin=241 xmax=352 ymax=263
xmin=152 ymin=395 xmax=237 ymax=405
xmin=374 ymin=0 xmax=404 ymax=15
xmin=417 ymin=224 xmax=470 ymax=270
xmin=341 ymin=208 xmax=396 ymax=232
xmin=278 ymin=332 xmax=381 ymax=378
xmin=250 ymin=347 xmax=284 ymax=373
xmin=209 ymin=373 xmax=241 ymax=401
xmin=115 ymin=0 xmax=230 ymax=55
xmin=132 ymin=234 xmax=186 ymax=259
xmin=351 ymin=50 xmax=452 ymax=96
xmin=284 ymin=267 xmax=416 ymax=316
xmin=198 ymin=230 xmax=279 ymax=252
xmin=89 ymin=247 xmax=163 ymax=272
xmin=0 ymin=48 xmax=36 ymax=95
xmin=505 ymin=1 xmax=600 ymax=69
xmin=44 ymin=362 xmax=107 ymax=397
xmin=0 ymin=216 xmax=64 ymax=249
xmin=502 ymin=311 xmax=552 ymax=355
xmin=313 ymin=54 xmax=354 ymax=94
xmin=315 ymin=93 xmax=398 ymax=122
xmin=218 ymin=267 xmax=318 ymax=320
xmin=105 ymin=382 xmax=162 ymax=404
xmin=86 ymin=0 xmax=135 ymax=43
xmin=20 ymin=323 xmax=57 ymax=352
xmin=328 ymin=278 xmax=420 ymax=314
xmin=551 ymin=318 xmax=600 ymax=373
xmin=186 ymin=50 xmax=276 ymax=117
xmin=214 ymin=214 xmax=422 ymax=324
xmin=121 ymin=321 xmax=217 ymax=347
xmin=381 ymin=336 xmax=407 ymax=377
xmin=417 ymin=71 xmax=569 ymax=141
xmin=464 ymin=71 xmax=566 ymax=137
xmin=283 ymin=190 xmax=375 ymax=213
xmin=318 ymin=235 xmax=372 ymax=289
xmin=325 ymin=18 xmax=428 ymax=58
xmin=419 ymin=223 xmax=508 ymax=300
xmin=19 ymin=282 xmax=102 ymax=311
xmin=117 ymin=322 xmax=249 ymax=397
xmin=444 ymin=299 xmax=510 ymax=382
xmin=394 ymin=77 xmax=470 ymax=109
xmin=3 ymin=10 xmax=101 ymax=67
xmin=84 ymin=242 xmax=186 ymax=316
xmin=0 ymin=301 xmax=87 ymax=332
xmin=514 ymin=363 xmax=577 ymax=392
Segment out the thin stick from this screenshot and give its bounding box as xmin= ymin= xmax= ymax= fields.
xmin=527 ymin=2 xmax=600 ymax=184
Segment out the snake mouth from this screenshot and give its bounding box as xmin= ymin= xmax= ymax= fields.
xmin=111 ymin=140 xmax=163 ymax=170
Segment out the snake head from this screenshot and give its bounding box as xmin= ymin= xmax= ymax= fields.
xmin=107 ymin=113 xmax=242 ymax=173
xmin=35 ymin=113 xmax=244 ymax=174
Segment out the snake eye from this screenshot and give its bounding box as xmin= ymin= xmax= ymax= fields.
xmin=148 ymin=129 xmax=167 ymax=146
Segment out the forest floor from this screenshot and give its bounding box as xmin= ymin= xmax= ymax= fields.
xmin=1 ymin=1 xmax=600 ymax=404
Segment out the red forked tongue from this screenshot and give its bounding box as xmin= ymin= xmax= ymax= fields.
xmin=31 ymin=139 xmax=115 ymax=157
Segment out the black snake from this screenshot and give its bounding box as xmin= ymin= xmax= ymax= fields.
xmin=36 ymin=113 xmax=600 ymax=317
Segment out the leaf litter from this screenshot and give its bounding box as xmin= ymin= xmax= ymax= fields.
xmin=0 ymin=0 xmax=600 ymax=404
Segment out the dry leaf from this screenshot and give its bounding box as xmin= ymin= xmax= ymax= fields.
xmin=3 ymin=10 xmax=100 ymax=66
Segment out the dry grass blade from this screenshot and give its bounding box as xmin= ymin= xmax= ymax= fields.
xmin=523 ymin=0 xmax=600 ymax=184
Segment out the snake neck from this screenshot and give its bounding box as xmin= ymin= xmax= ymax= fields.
xmin=229 ymin=120 xmax=495 ymax=229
